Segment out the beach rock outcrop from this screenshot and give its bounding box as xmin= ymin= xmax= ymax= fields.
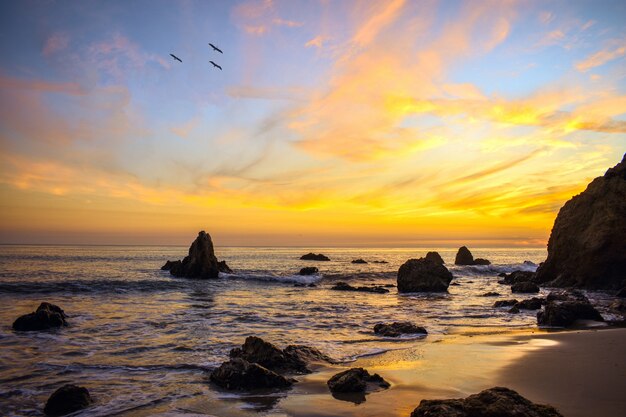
xmin=397 ymin=258 xmax=453 ymax=293
xmin=164 ymin=231 xmax=220 ymax=279
xmin=217 ymin=260 xmax=232 ymax=273
xmin=351 ymin=258 xmax=367 ymax=264
xmin=13 ymin=302 xmax=67 ymax=331
xmin=299 ymin=266 xmax=319 ymax=275
xmin=331 ymin=282 xmax=389 ymax=294
xmin=229 ymin=336 xmax=332 ymax=375
xmin=425 ymin=251 xmax=445 ymax=265
xmin=300 ymin=253 xmax=330 ymax=261
xmin=454 ymin=246 xmax=491 ymax=266
xmin=534 ymin=154 xmax=626 ymax=290
xmin=537 ymin=291 xmax=603 ymax=327
xmin=44 ymin=384 xmax=92 ymax=416
xmin=373 ymin=322 xmax=427 ymax=337
xmin=410 ymin=386 xmax=563 ymax=417
xmin=327 ymin=368 xmax=390 ymax=393
xmin=511 ymin=282 xmax=540 ymax=293
xmin=210 ymin=358 xmax=293 ymax=390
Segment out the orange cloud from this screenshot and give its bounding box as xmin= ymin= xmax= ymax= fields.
xmin=576 ymin=43 xmax=626 ymax=72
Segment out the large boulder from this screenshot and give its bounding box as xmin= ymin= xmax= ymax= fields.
xmin=410 ymin=386 xmax=563 ymax=417
xmin=535 ymin=154 xmax=626 ymax=290
xmin=373 ymin=322 xmax=427 ymax=337
xmin=537 ymin=292 xmax=603 ymax=327
xmin=300 ymin=253 xmax=330 ymax=261
xmin=209 ymin=358 xmax=293 ymax=390
xmin=13 ymin=302 xmax=67 ymax=331
xmin=44 ymin=384 xmax=92 ymax=416
xmin=454 ymin=246 xmax=474 ymax=265
xmin=425 ymin=251 xmax=445 ymax=265
xmin=164 ymin=231 xmax=220 ymax=279
xmin=327 ymin=368 xmax=390 ymax=393
xmin=397 ymin=258 xmax=453 ymax=292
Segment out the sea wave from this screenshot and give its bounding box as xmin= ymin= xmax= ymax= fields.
xmin=0 ymin=279 xmax=190 ymax=295
xmin=222 ymin=272 xmax=321 ymax=285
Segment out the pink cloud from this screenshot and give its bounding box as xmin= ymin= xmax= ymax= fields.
xmin=43 ymin=32 xmax=69 ymax=56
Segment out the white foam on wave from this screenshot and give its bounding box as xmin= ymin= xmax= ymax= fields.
xmin=220 ymin=272 xmax=321 ymax=285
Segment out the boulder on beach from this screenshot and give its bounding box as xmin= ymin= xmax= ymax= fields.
xmin=13 ymin=302 xmax=67 ymax=331
xmin=331 ymin=282 xmax=389 ymax=294
xmin=327 ymin=368 xmax=390 ymax=393
xmin=300 ymin=253 xmax=330 ymax=261
xmin=410 ymin=386 xmax=563 ymax=417
xmin=534 ymin=154 xmax=626 ymax=290
xmin=210 ymin=358 xmax=294 ymax=390
xmin=511 ymin=282 xmax=540 ymax=293
xmin=373 ymin=322 xmax=427 ymax=337
xmin=299 ymin=266 xmax=319 ymax=275
xmin=351 ymin=258 xmax=367 ymax=264
xmin=44 ymin=384 xmax=92 ymax=416
xmin=164 ymin=231 xmax=220 ymax=279
xmin=229 ymin=336 xmax=332 ymax=375
xmin=537 ymin=291 xmax=603 ymax=327
xmin=397 ymin=258 xmax=453 ymax=293
xmin=425 ymin=251 xmax=445 ymax=265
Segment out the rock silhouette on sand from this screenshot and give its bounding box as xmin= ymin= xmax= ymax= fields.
xmin=162 ymin=231 xmax=220 ymax=279
xmin=535 ymin=154 xmax=626 ymax=290
xmin=454 ymin=246 xmax=491 ymax=266
xmin=299 ymin=266 xmax=319 ymax=275
xmin=13 ymin=302 xmax=67 ymax=331
xmin=44 ymin=384 xmax=92 ymax=416
xmin=410 ymin=386 xmax=563 ymax=417
xmin=373 ymin=322 xmax=427 ymax=337
xmin=537 ymin=291 xmax=603 ymax=327
xmin=327 ymin=368 xmax=390 ymax=393
xmin=425 ymin=251 xmax=445 ymax=265
xmin=210 ymin=358 xmax=294 ymax=390
xmin=300 ymin=253 xmax=330 ymax=261
xmin=397 ymin=258 xmax=453 ymax=292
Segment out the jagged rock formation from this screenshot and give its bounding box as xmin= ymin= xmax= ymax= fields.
xmin=454 ymin=246 xmax=491 ymax=266
xmin=535 ymin=154 xmax=626 ymax=289
xmin=162 ymin=231 xmax=220 ymax=279
xmin=537 ymin=291 xmax=603 ymax=327
xmin=397 ymin=258 xmax=453 ymax=292
xmin=210 ymin=358 xmax=294 ymax=390
xmin=13 ymin=302 xmax=67 ymax=331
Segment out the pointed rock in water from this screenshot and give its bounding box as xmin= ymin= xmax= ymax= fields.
xmin=299 ymin=266 xmax=319 ymax=275
xmin=300 ymin=252 xmax=330 ymax=261
xmin=13 ymin=302 xmax=67 ymax=331
xmin=410 ymin=386 xmax=563 ymax=417
xmin=535 ymin=154 xmax=626 ymax=290
xmin=425 ymin=251 xmax=445 ymax=265
xmin=373 ymin=322 xmax=427 ymax=337
xmin=166 ymin=231 xmax=220 ymax=279
xmin=44 ymin=384 xmax=92 ymax=416
xmin=454 ymin=246 xmax=474 ymax=265
xmin=327 ymin=368 xmax=390 ymax=393
xmin=351 ymin=258 xmax=367 ymax=264
xmin=397 ymin=258 xmax=453 ymax=292
xmin=210 ymin=358 xmax=293 ymax=390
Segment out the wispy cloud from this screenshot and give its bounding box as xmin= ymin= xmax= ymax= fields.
xmin=576 ymin=42 xmax=626 ymax=72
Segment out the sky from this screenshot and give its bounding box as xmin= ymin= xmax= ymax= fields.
xmin=0 ymin=0 xmax=625 ymax=247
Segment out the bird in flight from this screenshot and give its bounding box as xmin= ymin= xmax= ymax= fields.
xmin=169 ymin=54 xmax=182 ymax=63
xmin=209 ymin=43 xmax=223 ymax=54
xmin=210 ymin=61 xmax=222 ymax=70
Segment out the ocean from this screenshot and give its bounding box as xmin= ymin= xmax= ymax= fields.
xmin=0 ymin=245 xmax=617 ymax=416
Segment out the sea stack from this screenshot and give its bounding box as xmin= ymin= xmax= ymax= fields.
xmin=397 ymin=258 xmax=453 ymax=292
xmin=535 ymin=154 xmax=626 ymax=290
xmin=162 ymin=231 xmax=220 ymax=279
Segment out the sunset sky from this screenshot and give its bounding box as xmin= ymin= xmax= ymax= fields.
xmin=0 ymin=0 xmax=625 ymax=246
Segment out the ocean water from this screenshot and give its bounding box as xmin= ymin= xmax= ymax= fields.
xmin=0 ymin=245 xmax=615 ymax=416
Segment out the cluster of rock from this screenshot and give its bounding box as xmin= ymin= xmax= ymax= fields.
xmin=13 ymin=302 xmax=67 ymax=331
xmin=454 ymin=246 xmax=491 ymax=266
xmin=161 ymin=231 xmax=231 ymax=279
xmin=538 ymin=291 xmax=604 ymax=327
xmin=494 ymin=297 xmax=544 ymax=313
xmin=373 ymin=322 xmax=427 ymax=337
xmin=331 ymin=282 xmax=389 ymax=294
xmin=411 ymin=386 xmax=563 ymax=417
xmin=397 ymin=255 xmax=453 ymax=293
xmin=300 ymin=253 xmax=330 ymax=261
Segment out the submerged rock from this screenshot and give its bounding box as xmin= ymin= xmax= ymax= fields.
xmin=217 ymin=260 xmax=233 ymax=273
xmin=493 ymin=299 xmax=518 ymax=308
xmin=454 ymin=246 xmax=474 ymax=265
xmin=351 ymin=258 xmax=368 ymax=264
xmin=299 ymin=266 xmax=319 ymax=275
xmin=44 ymin=384 xmax=92 ymax=416
xmin=331 ymin=282 xmax=389 ymax=293
xmin=300 ymin=253 xmax=330 ymax=261
xmin=425 ymin=251 xmax=445 ymax=265
xmin=166 ymin=231 xmax=220 ymax=279
xmin=373 ymin=322 xmax=427 ymax=337
xmin=327 ymin=368 xmax=390 ymax=393
xmin=538 ymin=292 xmax=604 ymax=327
xmin=481 ymin=292 xmax=501 ymax=297
xmin=534 ymin=154 xmax=626 ymax=290
xmin=210 ymin=358 xmax=293 ymax=390
xmin=397 ymin=258 xmax=453 ymax=292
xmin=410 ymin=386 xmax=563 ymax=417
xmin=511 ymin=282 xmax=540 ymax=293
xmin=13 ymin=302 xmax=67 ymax=331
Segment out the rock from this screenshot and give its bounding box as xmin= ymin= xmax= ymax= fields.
xmin=425 ymin=251 xmax=445 ymax=265
xmin=373 ymin=322 xmax=427 ymax=337
xmin=167 ymin=231 xmax=220 ymax=279
xmin=511 ymin=282 xmax=540 ymax=293
xmin=397 ymin=258 xmax=453 ymax=292
xmin=327 ymin=368 xmax=390 ymax=393
xmin=13 ymin=302 xmax=67 ymax=331
xmin=307 ymin=283 xmax=317 ymax=287
xmin=537 ymin=291 xmax=604 ymax=327
xmin=450 ymin=282 xmax=460 ymax=286
xmin=473 ymin=258 xmax=491 ymax=265
xmin=494 ymin=299 xmax=519 ymax=307
xmin=218 ymin=260 xmax=232 ymax=273
xmin=372 ymin=260 xmax=389 ymax=264
xmin=481 ymin=292 xmax=500 ymax=297
xmin=534 ymin=154 xmax=626 ymax=290
xmin=44 ymin=384 xmax=92 ymax=416
xmin=331 ymin=282 xmax=389 ymax=294
xmin=516 ymin=297 xmax=544 ymax=310
xmin=229 ymin=336 xmax=331 ymax=375
xmin=454 ymin=246 xmax=474 ymax=265
xmin=499 ymin=270 xmax=536 ymax=285
xmin=351 ymin=259 xmax=367 ymax=264
xmin=299 ymin=267 xmax=319 ymax=275
xmin=524 ymin=260 xmax=537 ymax=266
xmin=161 ymin=260 xmax=179 ymax=270
xmin=300 ymin=253 xmax=330 ymax=261
xmin=508 ymin=306 xmax=520 ymax=314
xmin=210 ymin=358 xmax=293 ymax=390
xmin=410 ymin=386 xmax=563 ymax=417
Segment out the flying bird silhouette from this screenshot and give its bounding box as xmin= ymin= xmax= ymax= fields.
xmin=210 ymin=61 xmax=222 ymax=70
xmin=209 ymin=43 xmax=223 ymax=54
xmin=169 ymin=54 xmax=182 ymax=63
